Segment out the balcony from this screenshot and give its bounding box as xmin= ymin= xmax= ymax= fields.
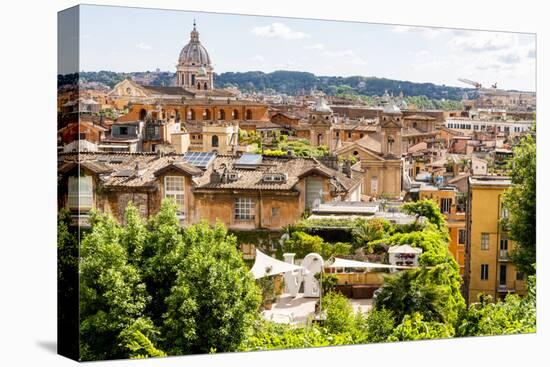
xmin=498 ymin=249 xmax=510 ymax=261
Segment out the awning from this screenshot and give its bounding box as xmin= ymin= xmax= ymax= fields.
xmin=325 ymin=257 xmax=415 ymax=270
xmin=250 ymin=249 xmax=305 ymax=279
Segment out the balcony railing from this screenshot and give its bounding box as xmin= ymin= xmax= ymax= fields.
xmin=498 ymin=249 xmax=509 ymax=261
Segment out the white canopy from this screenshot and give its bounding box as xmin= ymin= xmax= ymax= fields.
xmin=250 ymin=249 xmax=305 ymax=279
xmin=325 ymin=257 xmax=415 ymax=270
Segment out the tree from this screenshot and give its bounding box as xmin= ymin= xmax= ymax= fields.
xmin=456 ymin=275 xmax=536 ymax=337
xmin=162 ymin=222 xmax=261 ymax=355
xmin=502 ymin=124 xmax=536 ymax=275
xmin=402 ymin=199 xmax=447 ymax=232
xmin=363 ymin=308 xmax=396 ymax=343
xmin=351 ymin=217 xmax=392 ymax=251
xmin=322 ymin=292 xmax=355 ymax=334
xmin=374 ymin=269 xmax=450 ymax=324
xmin=79 ymin=207 xmax=153 ymax=361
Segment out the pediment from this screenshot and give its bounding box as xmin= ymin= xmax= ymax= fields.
xmin=336 ymin=142 xmax=385 ymax=162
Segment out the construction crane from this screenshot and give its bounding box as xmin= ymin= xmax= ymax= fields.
xmin=458 ymin=78 xmax=482 ymax=89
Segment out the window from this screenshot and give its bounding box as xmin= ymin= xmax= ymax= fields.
xmin=458 ymin=229 xmax=466 ymax=245
xmin=516 ymin=271 xmax=525 ymax=281
xmin=271 ymin=207 xmax=279 ymax=218
xmin=246 ymin=109 xmax=252 ymax=120
xmin=212 ymin=135 xmax=219 ymax=147
xmin=481 ymin=233 xmax=490 ymax=250
xmin=119 ymin=126 xmax=128 ymax=135
xmin=68 ymin=176 xmax=93 ymax=211
xmin=440 ymin=197 xmax=452 ymax=214
xmin=235 ymin=197 xmax=254 ymax=220
xmin=348 ymin=132 xmax=352 ymax=139
xmin=500 ymin=237 xmax=508 ymax=251
xmin=371 ymin=177 xmax=378 ymax=194
xmin=481 ymin=264 xmax=489 ymax=280
xmin=501 ymin=203 xmax=509 ymax=218
xmin=165 ymin=176 xmax=185 ymax=214
xmin=79 ymin=132 xmax=86 ymax=140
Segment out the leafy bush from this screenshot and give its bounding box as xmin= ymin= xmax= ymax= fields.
xmin=387 ymin=312 xmax=455 ymax=341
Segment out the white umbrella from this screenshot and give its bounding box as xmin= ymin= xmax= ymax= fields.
xmin=325 ymin=257 xmax=415 ymax=270
xmin=250 ymin=249 xmax=305 ymax=279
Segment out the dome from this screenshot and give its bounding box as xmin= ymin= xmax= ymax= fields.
xmin=315 ymin=97 xmax=332 ymax=113
xmin=197 ymin=66 xmax=207 ymax=76
xmin=178 ymin=23 xmax=211 ymax=66
xmin=383 ymin=103 xmax=401 ymax=114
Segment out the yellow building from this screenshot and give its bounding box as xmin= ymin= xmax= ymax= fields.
xmin=464 ymin=176 xmax=526 ymax=304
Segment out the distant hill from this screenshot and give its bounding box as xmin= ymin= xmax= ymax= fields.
xmin=65 ymin=70 xmax=475 ymax=101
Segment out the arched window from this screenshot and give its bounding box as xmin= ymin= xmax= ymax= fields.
xmin=187 ymin=109 xmax=195 ymax=120
xmin=139 ymin=109 xmax=147 ymax=121
xmin=360 ymin=133 xmax=364 ymax=138
xmin=218 ymin=109 xmax=226 ymax=120
xmin=317 ymin=133 xmax=323 ymax=145
xmin=197 ymin=83 xmax=201 ymax=90
xmin=204 ymin=82 xmax=208 ymax=90
xmin=246 ymin=109 xmax=252 ymax=120
xmin=232 ymin=109 xmax=239 ymax=120
xmin=203 ymin=109 xmax=211 ymax=120
xmin=191 ymin=74 xmax=196 ymax=86
xmin=212 ymin=135 xmax=219 ymax=147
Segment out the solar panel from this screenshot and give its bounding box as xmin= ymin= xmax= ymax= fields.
xmin=182 ymin=151 xmax=216 ymax=169
xmin=235 ymin=153 xmax=262 ymax=169
xmin=113 ymin=169 xmax=133 ymax=177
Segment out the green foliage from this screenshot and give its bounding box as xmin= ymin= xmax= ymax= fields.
xmin=257 ymin=277 xmax=277 ymax=308
xmin=503 ymin=124 xmax=536 ymax=275
xmin=402 ymin=199 xmax=447 ymax=232
xmin=372 ymin=199 xmax=464 ymax=325
xmin=257 ymin=138 xmax=329 ymax=158
xmin=125 ymin=330 xmax=166 ymax=359
xmin=363 ymin=308 xmax=396 ymax=343
xmin=79 ymin=207 xmax=152 ymax=361
xmin=387 ymin=312 xmax=455 ymax=341
xmin=456 ymin=275 xmax=536 ymax=337
xmin=405 ymin=95 xmax=463 ymax=110
xmin=283 ymin=231 xmax=352 ymax=259
xmin=322 ymin=292 xmax=355 ymax=334
xmin=162 ymin=221 xmax=261 ymax=354
xmin=352 ymin=218 xmax=393 ymax=251
xmin=315 ymin=272 xmax=338 ymax=295
xmin=238 ymin=319 xmax=353 ymax=351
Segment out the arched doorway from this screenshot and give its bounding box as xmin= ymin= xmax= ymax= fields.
xmin=246 ymin=109 xmax=253 ymax=120
xmin=218 ymin=109 xmax=226 ymax=120
xmin=187 ymin=109 xmax=195 ymax=120
xmin=232 ymin=109 xmax=239 ymax=120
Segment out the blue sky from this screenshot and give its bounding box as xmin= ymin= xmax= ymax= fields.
xmin=79 ymin=4 xmax=536 ymax=91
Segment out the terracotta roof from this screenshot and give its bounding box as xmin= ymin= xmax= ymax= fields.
xmin=404 ymin=114 xmax=436 ymax=120
xmin=193 ymin=155 xmax=362 ymax=193
xmin=59 ymin=152 xmax=199 ymax=189
xmin=143 ymin=85 xmax=195 ymax=97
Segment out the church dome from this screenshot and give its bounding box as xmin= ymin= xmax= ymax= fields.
xmin=315 ymin=97 xmax=332 ymax=113
xmin=178 ymin=22 xmax=211 ymax=66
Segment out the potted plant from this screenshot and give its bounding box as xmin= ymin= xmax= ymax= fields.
xmin=257 ymin=277 xmax=276 ymax=311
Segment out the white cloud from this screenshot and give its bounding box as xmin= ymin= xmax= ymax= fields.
xmin=392 ymin=25 xmax=448 ymax=39
xmin=321 ymin=49 xmax=367 ymax=66
xmin=251 ymin=23 xmax=309 ymax=40
xmin=305 ymin=43 xmax=325 ymax=50
xmin=448 ymin=32 xmax=518 ymax=52
xmin=136 ymin=42 xmax=152 ymax=50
